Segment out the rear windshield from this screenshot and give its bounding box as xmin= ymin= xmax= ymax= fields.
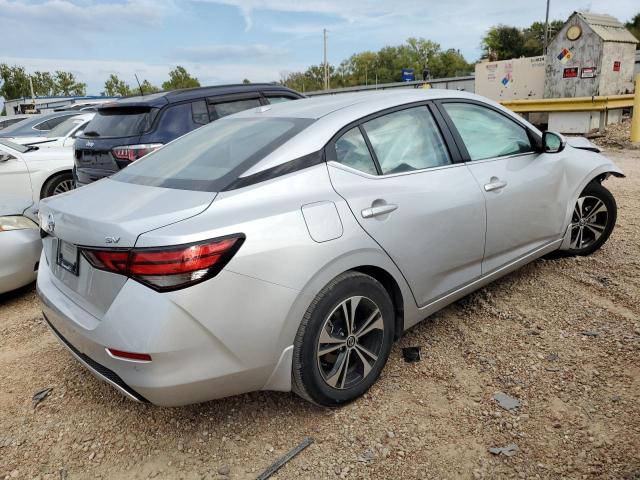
xmin=83 ymin=107 xmax=158 ymax=138
xmin=113 ymin=117 xmax=314 ymax=191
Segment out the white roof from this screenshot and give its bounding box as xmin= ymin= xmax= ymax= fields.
xmin=576 ymin=11 xmax=639 ymax=44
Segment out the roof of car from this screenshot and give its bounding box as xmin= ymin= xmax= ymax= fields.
xmin=99 ymin=84 xmax=302 ymax=109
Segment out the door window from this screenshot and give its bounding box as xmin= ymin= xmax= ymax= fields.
xmin=191 ymin=100 xmax=210 ymax=125
xmin=442 ymin=103 xmax=533 ymax=161
xmin=211 ymin=98 xmax=261 ymax=118
xmin=362 ymin=106 xmax=451 ymax=175
xmin=334 ymin=127 xmax=378 ymax=175
xmin=265 ymin=96 xmax=296 ymax=104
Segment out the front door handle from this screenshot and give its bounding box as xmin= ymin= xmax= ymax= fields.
xmin=484 ymin=178 xmax=508 ymax=192
xmin=361 ymin=204 xmax=398 ymax=218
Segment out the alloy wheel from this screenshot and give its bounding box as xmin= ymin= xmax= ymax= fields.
xmin=570 ymin=195 xmax=608 ymax=250
xmin=52 ymin=179 xmax=75 ymax=196
xmin=316 ymin=296 xmax=385 ymax=389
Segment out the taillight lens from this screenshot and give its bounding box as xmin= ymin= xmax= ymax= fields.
xmin=83 ymin=235 xmax=244 ymax=291
xmin=112 ymin=143 xmax=163 ymax=162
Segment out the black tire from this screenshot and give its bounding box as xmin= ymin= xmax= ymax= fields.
xmin=292 ymin=271 xmax=394 ymax=407
xmin=41 ymin=172 xmax=75 ymax=199
xmin=565 ymin=182 xmax=617 ymax=256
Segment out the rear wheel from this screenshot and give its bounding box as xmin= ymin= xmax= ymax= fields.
xmin=41 ymin=172 xmax=75 ymax=199
xmin=564 ymin=182 xmax=617 ymax=256
xmin=292 ymin=271 xmax=394 ymax=406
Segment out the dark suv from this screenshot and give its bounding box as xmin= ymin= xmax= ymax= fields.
xmin=74 ymin=84 xmax=304 ymax=186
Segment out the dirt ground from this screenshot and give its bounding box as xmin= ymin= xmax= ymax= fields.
xmin=1 ymin=148 xmax=639 ymax=480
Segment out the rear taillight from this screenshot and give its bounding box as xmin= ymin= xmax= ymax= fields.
xmin=112 ymin=143 xmax=163 ymax=162
xmin=83 ymin=235 xmax=244 ymax=291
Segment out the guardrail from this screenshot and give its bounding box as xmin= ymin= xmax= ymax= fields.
xmin=305 ymin=75 xmax=475 ymax=96
xmin=501 ymin=94 xmax=634 ymax=112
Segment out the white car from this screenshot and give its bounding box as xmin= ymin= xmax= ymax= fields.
xmin=0 ymin=139 xmax=75 ymax=202
xmin=0 ymin=194 xmax=41 ymax=294
xmin=10 ymin=113 xmax=94 ymax=148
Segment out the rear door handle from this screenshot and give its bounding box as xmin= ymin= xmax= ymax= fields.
xmin=361 ymin=204 xmax=398 ymax=218
xmin=484 ymin=179 xmax=508 ymax=192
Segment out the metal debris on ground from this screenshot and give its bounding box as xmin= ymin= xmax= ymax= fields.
xmin=402 ymin=346 xmax=422 ymax=362
xmin=492 ymin=391 xmax=521 ymax=411
xmin=32 ymin=387 xmax=52 ymax=408
xmin=255 ymin=437 xmax=313 ymax=480
xmin=489 ymin=443 xmax=519 ymax=457
xmin=581 ymin=331 xmax=600 ymax=337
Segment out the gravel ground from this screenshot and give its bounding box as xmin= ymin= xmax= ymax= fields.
xmin=1 ymin=149 xmax=639 ymax=480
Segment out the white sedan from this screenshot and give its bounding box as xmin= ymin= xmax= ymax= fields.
xmin=0 ymin=139 xmax=75 ymax=202
xmin=0 ymin=194 xmax=41 ymax=294
xmin=10 ymin=113 xmax=94 ymax=148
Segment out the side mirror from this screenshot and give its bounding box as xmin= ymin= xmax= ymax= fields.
xmin=72 ymin=130 xmax=84 ymax=138
xmin=542 ymin=131 xmax=566 ymax=153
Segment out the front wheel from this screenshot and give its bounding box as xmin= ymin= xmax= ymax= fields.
xmin=564 ymin=182 xmax=617 ymax=256
xmin=292 ymin=271 xmax=395 ymax=406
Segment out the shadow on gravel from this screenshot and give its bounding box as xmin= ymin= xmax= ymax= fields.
xmin=0 ymin=281 xmax=36 ymax=306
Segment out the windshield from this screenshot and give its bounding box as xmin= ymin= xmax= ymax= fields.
xmin=83 ymin=107 xmax=158 ymax=138
xmin=0 ymin=138 xmax=30 ymax=153
xmin=46 ymin=116 xmax=86 ymax=138
xmin=114 ymin=117 xmax=314 ymax=191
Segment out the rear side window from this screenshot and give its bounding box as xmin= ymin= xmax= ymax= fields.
xmin=212 ymin=98 xmax=261 ymax=118
xmin=442 ymin=103 xmax=532 ymax=160
xmin=113 ymin=117 xmax=314 ymax=191
xmin=84 ymin=107 xmax=158 ymax=138
xmin=191 ymin=100 xmax=209 ymax=125
xmin=155 ymin=103 xmax=198 ymax=139
xmin=335 ymin=127 xmax=378 ymax=175
xmin=266 ymin=96 xmax=296 ymax=104
xmin=362 ymin=106 xmax=451 ymax=174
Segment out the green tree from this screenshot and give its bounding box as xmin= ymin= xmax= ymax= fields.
xmin=104 ymin=74 xmax=132 ymax=96
xmin=242 ymin=78 xmax=251 ymax=84
xmin=162 ymin=66 xmax=200 ymax=90
xmin=483 ymin=20 xmax=565 ymax=60
xmin=31 ymin=71 xmax=56 ymax=96
xmin=626 ymin=13 xmax=640 ymax=49
xmin=0 ymin=64 xmax=31 ymax=100
xmin=53 ymin=71 xmax=86 ymax=96
xmin=140 ymin=80 xmax=161 ymax=94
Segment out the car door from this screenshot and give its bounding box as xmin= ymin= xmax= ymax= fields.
xmin=437 ymin=100 xmax=567 ymax=274
xmin=327 ymin=104 xmax=486 ymax=307
xmin=0 ymin=146 xmax=32 ymax=198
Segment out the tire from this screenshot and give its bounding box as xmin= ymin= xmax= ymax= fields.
xmin=564 ymin=182 xmax=617 ymax=256
xmin=41 ymin=172 xmax=75 ymax=199
xmin=292 ymin=271 xmax=395 ymax=407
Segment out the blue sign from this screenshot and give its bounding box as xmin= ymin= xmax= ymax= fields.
xmin=402 ymin=68 xmax=415 ymax=82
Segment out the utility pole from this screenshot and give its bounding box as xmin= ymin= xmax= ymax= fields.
xmin=323 ymin=28 xmax=328 ymax=90
xmin=543 ymin=0 xmax=551 ymax=55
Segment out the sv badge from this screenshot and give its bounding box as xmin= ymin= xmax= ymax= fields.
xmin=105 ymin=236 xmax=121 ymax=244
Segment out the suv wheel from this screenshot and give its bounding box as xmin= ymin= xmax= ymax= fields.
xmin=41 ymin=172 xmax=75 ymax=199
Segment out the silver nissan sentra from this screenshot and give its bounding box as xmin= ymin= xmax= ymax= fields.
xmin=36 ymin=89 xmax=623 ymax=406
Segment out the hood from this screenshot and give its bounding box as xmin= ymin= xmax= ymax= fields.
xmin=39 ymin=178 xmax=216 ymax=247
xmin=0 ymin=194 xmax=34 ymax=216
xmin=566 ymin=136 xmax=602 ymax=153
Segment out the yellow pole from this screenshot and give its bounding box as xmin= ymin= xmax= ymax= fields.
xmin=632 ymin=74 xmax=640 ymax=143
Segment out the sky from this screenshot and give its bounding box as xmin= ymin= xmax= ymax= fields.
xmin=0 ymin=0 xmax=638 ymax=97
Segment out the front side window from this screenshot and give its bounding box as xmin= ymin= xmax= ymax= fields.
xmin=212 ymin=98 xmax=261 ymax=118
xmin=362 ymin=106 xmax=451 ymax=175
xmin=113 ymin=117 xmax=314 ymax=191
xmin=442 ymin=103 xmax=533 ymax=161
xmin=334 ymin=127 xmax=378 ymax=175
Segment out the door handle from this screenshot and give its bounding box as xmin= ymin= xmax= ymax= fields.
xmin=361 ymin=204 xmax=398 ymax=218
xmin=484 ymin=178 xmax=508 ymax=192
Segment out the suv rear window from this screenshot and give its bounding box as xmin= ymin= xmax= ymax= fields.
xmin=113 ymin=117 xmax=313 ymax=191
xmin=83 ymin=107 xmax=158 ymax=138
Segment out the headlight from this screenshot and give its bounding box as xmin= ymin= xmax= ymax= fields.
xmin=0 ymin=215 xmax=39 ymax=232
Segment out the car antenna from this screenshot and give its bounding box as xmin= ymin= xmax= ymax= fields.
xmin=135 ymin=74 xmax=144 ymax=96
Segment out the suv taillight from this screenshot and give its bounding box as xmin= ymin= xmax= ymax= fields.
xmin=112 ymin=143 xmax=163 ymax=162
xmin=82 ymin=235 xmax=244 ymax=291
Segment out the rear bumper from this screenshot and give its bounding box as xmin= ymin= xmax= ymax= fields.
xmin=74 ymin=166 xmax=117 ymax=186
xmin=0 ymin=229 xmax=41 ymax=294
xmin=36 ymin=255 xmax=300 ymax=406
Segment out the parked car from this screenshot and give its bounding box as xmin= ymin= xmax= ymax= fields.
xmin=0 ymin=112 xmax=79 ymax=139
xmin=0 ymin=139 xmax=75 ymax=201
xmin=0 ymin=114 xmax=32 ymax=130
xmin=74 ymin=84 xmax=304 ymax=186
xmin=37 ymin=90 xmax=622 ymax=406
xmin=0 ymin=194 xmax=41 ymax=294
xmin=10 ymin=113 xmax=94 ymax=148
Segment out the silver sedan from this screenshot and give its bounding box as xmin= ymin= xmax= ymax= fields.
xmin=36 ymin=90 xmax=622 ymax=406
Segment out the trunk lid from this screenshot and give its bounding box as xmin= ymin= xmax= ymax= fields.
xmin=39 ymin=178 xmax=216 ymax=248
